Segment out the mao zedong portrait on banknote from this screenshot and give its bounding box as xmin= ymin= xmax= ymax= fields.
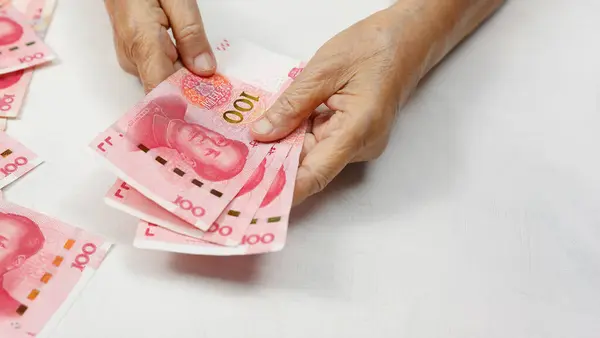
xmin=0 ymin=212 xmax=43 ymax=318
xmin=126 ymin=94 xmax=253 ymax=183
xmin=0 ymin=16 xmax=25 ymax=46
xmin=126 ymin=92 xmax=288 ymax=206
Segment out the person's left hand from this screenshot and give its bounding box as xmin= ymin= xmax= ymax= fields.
xmin=250 ymin=6 xmax=424 ymax=205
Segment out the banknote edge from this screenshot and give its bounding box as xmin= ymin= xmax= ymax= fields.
xmin=88 ymin=140 xmax=216 ymax=231
xmin=0 ymin=156 xmax=44 ymax=189
xmin=133 ymin=237 xmax=248 ymax=256
xmin=35 ymin=242 xmax=114 ymax=338
xmin=103 ymin=194 xmax=206 ymax=240
xmin=134 ymin=234 xmax=284 ymax=256
xmin=0 ymin=53 xmax=57 ymax=76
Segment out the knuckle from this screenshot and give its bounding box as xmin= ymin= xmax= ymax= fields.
xmin=128 ymin=31 xmax=151 ymax=61
xmin=176 ymin=23 xmax=206 ymax=46
xmin=117 ymin=55 xmax=135 ymax=74
xmin=299 ymin=164 xmax=331 ymax=196
xmin=356 ymin=134 xmax=390 ymax=162
xmin=271 ymin=95 xmax=304 ymax=123
xmin=113 ymin=38 xmax=137 ymax=75
xmin=311 ymin=171 xmax=330 ymax=194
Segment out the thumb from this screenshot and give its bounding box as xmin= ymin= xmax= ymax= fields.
xmin=161 ymin=0 xmax=216 ymax=76
xmin=251 ymin=66 xmax=338 ymax=142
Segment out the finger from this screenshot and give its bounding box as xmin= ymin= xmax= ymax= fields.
xmin=114 ymin=36 xmax=138 ymax=76
xmin=132 ymin=24 xmax=177 ymax=93
xmin=106 ymin=0 xmax=138 ymax=76
xmin=174 ymin=59 xmax=184 ymax=72
xmin=160 ymin=0 xmax=216 ymax=76
xmin=299 ymin=132 xmax=317 ymax=164
xmin=250 ymin=63 xmax=339 ymax=142
xmin=292 ymin=132 xmax=358 ymax=205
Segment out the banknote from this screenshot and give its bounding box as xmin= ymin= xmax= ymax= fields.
xmin=0 ymin=131 xmax=42 ymax=189
xmin=12 ymin=0 xmax=57 ymax=36
xmin=203 ymin=122 xmax=306 ymax=245
xmin=133 ymin=221 xmax=224 ymax=254
xmin=91 ymin=38 xmax=303 ymax=231
xmin=0 ymin=0 xmax=57 ymax=118
xmin=0 ymin=200 xmax=112 ymax=338
xmin=105 ymin=122 xmax=305 ymax=246
xmin=0 ymin=117 xmax=6 ymax=130
xmin=0 ymin=6 xmax=55 ymax=75
xmin=104 ymin=179 xmax=207 ymax=239
xmin=133 ymin=140 xmax=303 ymax=256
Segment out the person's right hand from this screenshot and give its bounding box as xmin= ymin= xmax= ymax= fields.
xmin=105 ymin=0 xmax=216 ymax=93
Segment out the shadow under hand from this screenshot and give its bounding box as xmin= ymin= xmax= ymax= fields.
xmin=291 ymin=162 xmax=367 ymax=224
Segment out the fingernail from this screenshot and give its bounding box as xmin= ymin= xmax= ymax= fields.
xmin=194 ymin=53 xmax=215 ymax=72
xmin=252 ymin=118 xmax=273 ymax=135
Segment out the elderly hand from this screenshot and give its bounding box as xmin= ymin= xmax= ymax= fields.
xmin=105 ymin=0 xmax=216 ymax=93
xmin=250 ymin=0 xmax=505 ymax=205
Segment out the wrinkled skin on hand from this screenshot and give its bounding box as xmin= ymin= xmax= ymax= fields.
xmin=251 ymin=0 xmax=506 ymax=205
xmin=105 ymin=0 xmax=216 ymax=93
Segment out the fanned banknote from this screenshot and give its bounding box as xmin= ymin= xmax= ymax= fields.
xmin=133 ymin=139 xmax=304 ymax=256
xmin=104 ymin=122 xmax=306 ymax=246
xmin=0 ymin=200 xmax=112 ymax=338
xmin=0 ymin=6 xmax=55 ymax=75
xmin=0 ymin=0 xmax=57 ymax=118
xmin=91 ymin=38 xmax=303 ymax=231
xmin=0 ymin=131 xmax=42 ymax=188
xmin=202 ymin=121 xmax=305 ymax=245
xmin=104 ymin=179 xmax=207 ymax=239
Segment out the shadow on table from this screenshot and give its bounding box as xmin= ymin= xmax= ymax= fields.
xmin=169 ymin=254 xmax=263 ymax=283
xmin=291 ymin=161 xmax=367 ymax=222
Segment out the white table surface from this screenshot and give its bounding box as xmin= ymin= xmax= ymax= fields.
xmin=5 ymin=0 xmax=600 ymax=337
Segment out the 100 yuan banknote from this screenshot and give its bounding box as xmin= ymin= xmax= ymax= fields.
xmin=0 ymin=200 xmax=112 ymax=338
xmin=105 ymin=122 xmax=306 ymax=246
xmin=0 ymin=0 xmax=57 ymax=118
xmin=104 ymin=179 xmax=207 ymax=239
xmin=202 ymin=121 xmax=306 ymax=246
xmin=0 ymin=131 xmax=42 ymax=188
xmin=0 ymin=6 xmax=55 ymax=75
xmin=133 ymin=138 xmax=304 ymax=256
xmin=91 ymin=38 xmax=303 ymax=231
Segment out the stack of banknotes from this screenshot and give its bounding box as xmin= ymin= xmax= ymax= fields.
xmin=0 ymin=101 xmax=112 ymax=338
xmin=0 ymin=0 xmax=58 ymax=128
xmin=0 ymin=2 xmax=114 ymax=337
xmin=91 ymin=38 xmax=307 ymax=256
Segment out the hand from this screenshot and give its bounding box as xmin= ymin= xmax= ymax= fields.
xmin=250 ymin=0 xmax=505 ymax=205
xmin=105 ymin=0 xmax=216 ymax=92
xmin=251 ymin=7 xmax=411 ymax=205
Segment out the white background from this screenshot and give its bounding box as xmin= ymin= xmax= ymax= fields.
xmin=5 ymin=0 xmax=600 ymax=337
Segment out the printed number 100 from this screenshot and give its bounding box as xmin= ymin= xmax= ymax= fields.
xmin=0 ymin=157 xmax=28 ymax=176
xmin=223 ymin=92 xmax=260 ymax=124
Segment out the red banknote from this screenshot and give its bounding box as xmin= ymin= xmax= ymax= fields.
xmin=0 ymin=131 xmax=42 ymax=188
xmin=0 ymin=5 xmax=55 ymax=75
xmin=0 ymin=200 xmax=112 ymax=338
xmin=133 ymin=139 xmax=304 ymax=256
xmin=0 ymin=0 xmax=57 ymax=118
xmin=104 ymin=179 xmax=207 ymax=239
xmin=104 ymin=123 xmax=305 ymax=246
xmin=91 ymin=38 xmax=303 ymax=231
